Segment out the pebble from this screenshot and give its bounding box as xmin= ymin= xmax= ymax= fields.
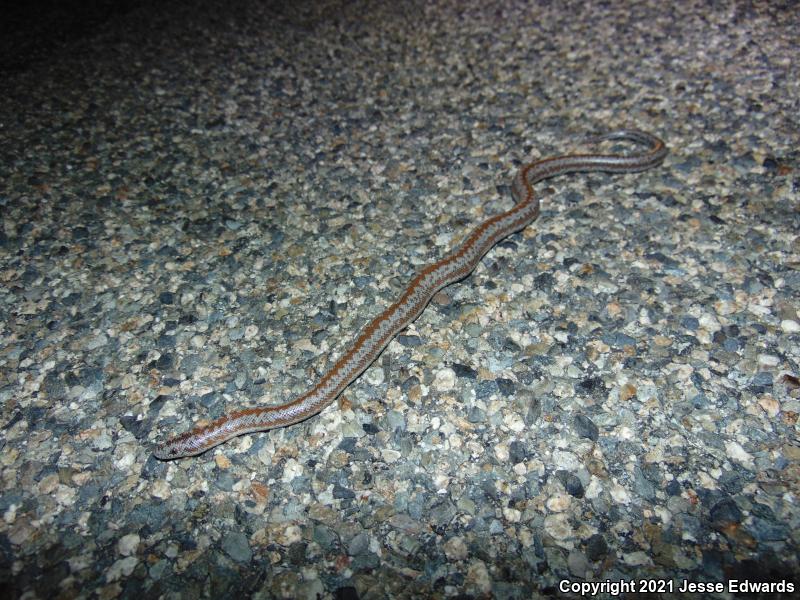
xmin=443 ymin=536 xmax=468 ymax=561
xmin=780 ymin=319 xmax=800 ymax=333
xmin=725 ymin=441 xmax=755 ymax=469
xmin=432 ymin=367 xmax=456 ymax=391
xmin=544 ymin=514 xmax=573 ymax=541
xmin=117 ymin=534 xmax=139 ymax=557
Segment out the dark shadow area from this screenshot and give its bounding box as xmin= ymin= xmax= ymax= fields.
xmin=1 ymin=0 xmax=150 ymax=73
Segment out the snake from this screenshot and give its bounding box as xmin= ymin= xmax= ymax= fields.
xmin=153 ymin=129 xmax=667 ymax=459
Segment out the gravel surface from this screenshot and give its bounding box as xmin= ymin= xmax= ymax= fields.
xmin=1 ymin=0 xmax=798 ymax=598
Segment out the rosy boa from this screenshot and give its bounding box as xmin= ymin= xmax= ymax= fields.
xmin=154 ymin=129 xmax=667 ymax=459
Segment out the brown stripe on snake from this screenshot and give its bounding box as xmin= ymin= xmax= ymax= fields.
xmin=153 ymin=129 xmax=667 ymax=459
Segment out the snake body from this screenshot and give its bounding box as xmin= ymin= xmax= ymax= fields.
xmin=153 ymin=129 xmax=666 ymax=459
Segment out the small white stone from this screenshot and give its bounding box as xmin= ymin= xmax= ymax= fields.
xmin=494 ymin=442 xmax=509 ymax=462
xmin=151 ymin=480 xmax=171 ymax=500
xmin=381 ymin=448 xmax=402 ymax=463
xmin=780 ymin=319 xmax=800 ymax=333
xmin=584 ymin=477 xmax=603 ymax=500
xmin=617 ymin=426 xmax=635 ymax=440
xmin=551 ymin=450 xmax=581 ymax=471
xmin=698 ymin=313 xmax=721 ymax=333
xmin=277 ymin=525 xmax=303 ymax=545
xmin=519 ymin=528 xmax=534 ymax=548
xmin=105 ymin=556 xmax=138 ymax=582
xmin=433 ymin=474 xmax=450 ymax=493
xmin=748 ymin=303 xmax=771 ymax=317
xmin=757 ymin=354 xmax=780 ymax=368
xmin=697 ymin=471 xmax=718 ymax=490
xmin=546 ymin=493 xmax=571 ymax=512
xmin=294 ymin=338 xmax=317 ymax=353
xmin=54 ymin=485 xmax=77 ymax=506
xmin=433 ymin=367 xmax=456 ymax=391
xmin=364 ymin=365 xmax=385 ymax=386
xmin=654 ymin=506 xmax=672 ymax=525
xmin=503 ymin=412 xmax=525 ymax=432
xmin=713 ymin=299 xmax=737 ymax=316
xmin=543 ymin=513 xmax=573 ymax=540
xmin=443 ymin=536 xmax=468 ymax=560
xmin=3 ymin=504 xmax=17 ymax=524
xmin=610 ymin=482 xmax=631 ymax=504
xmin=725 ymin=441 xmax=754 ymax=469
xmin=118 ymin=533 xmax=140 ymax=556
xmin=622 ymin=551 xmax=652 ymax=566
xmin=502 ymin=507 xmax=522 ymax=523
xmin=281 ymin=458 xmax=304 ymax=482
